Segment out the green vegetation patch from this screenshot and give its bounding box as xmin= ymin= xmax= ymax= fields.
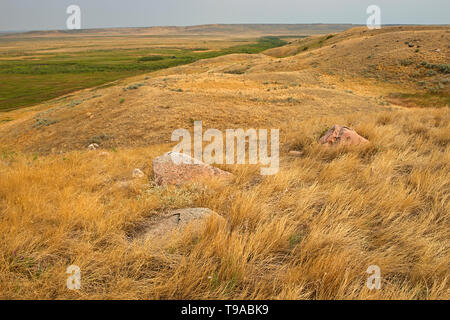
xmin=0 ymin=37 xmax=287 ymax=111
xmin=137 ymin=55 xmax=167 ymax=62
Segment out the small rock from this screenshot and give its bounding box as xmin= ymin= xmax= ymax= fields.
xmin=319 ymin=125 xmax=369 ymax=147
xmin=289 ymin=150 xmax=304 ymax=157
xmin=152 ymin=152 xmax=233 ymax=185
xmin=132 ymin=168 xmax=145 ymax=178
xmin=88 ymin=143 xmax=99 ymax=150
xmin=142 ymin=208 xmax=224 ymax=239
xmin=435 ymin=49 xmax=441 ymax=53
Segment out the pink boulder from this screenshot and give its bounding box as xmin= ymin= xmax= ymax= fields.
xmin=319 ymin=125 xmax=369 ymax=146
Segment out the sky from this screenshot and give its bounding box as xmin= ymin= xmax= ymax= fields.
xmin=0 ymin=0 xmax=449 ymax=32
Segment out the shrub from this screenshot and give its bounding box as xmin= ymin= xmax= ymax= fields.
xmin=418 ymin=62 xmax=450 ymax=74
xmin=400 ymin=59 xmax=414 ymax=66
xmin=224 ymin=70 xmax=245 ymax=75
xmin=124 ymin=83 xmax=145 ymax=90
xmin=89 ymin=133 xmax=112 ymax=144
xmin=138 ymin=55 xmax=165 ymax=62
xmin=67 ymin=100 xmax=82 ymax=108
xmin=33 ymin=118 xmax=57 ymax=128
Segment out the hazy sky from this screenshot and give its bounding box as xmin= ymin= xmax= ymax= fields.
xmin=1 ymin=0 xmax=449 ymax=31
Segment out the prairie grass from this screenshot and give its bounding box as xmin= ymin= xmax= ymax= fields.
xmin=0 ymin=107 xmax=448 ymax=299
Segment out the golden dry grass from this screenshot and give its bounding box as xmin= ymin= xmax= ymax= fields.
xmin=0 ymin=26 xmax=449 ymax=300
xmin=0 ymin=106 xmax=448 ymax=299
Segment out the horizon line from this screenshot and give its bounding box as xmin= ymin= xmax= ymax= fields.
xmin=2 ymin=22 xmax=449 ymax=34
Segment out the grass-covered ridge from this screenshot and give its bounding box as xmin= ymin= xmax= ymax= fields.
xmin=0 ymin=36 xmax=286 ymax=111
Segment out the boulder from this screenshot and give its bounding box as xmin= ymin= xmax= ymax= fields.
xmin=143 ymin=208 xmax=223 ymax=239
xmin=319 ymin=125 xmax=368 ymax=147
xmin=152 ymin=152 xmax=232 ymax=185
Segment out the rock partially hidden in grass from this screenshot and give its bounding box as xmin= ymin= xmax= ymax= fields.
xmin=88 ymin=143 xmax=99 ymax=150
xmin=132 ymin=168 xmax=145 ymax=179
xmin=289 ymin=150 xmax=304 ymax=157
xmin=142 ymin=208 xmax=224 ymax=239
xmin=319 ymin=125 xmax=369 ymax=147
xmin=153 ymin=152 xmax=233 ymax=186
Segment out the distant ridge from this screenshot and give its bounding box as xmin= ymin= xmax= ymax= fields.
xmin=3 ymin=24 xmax=356 ymax=38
